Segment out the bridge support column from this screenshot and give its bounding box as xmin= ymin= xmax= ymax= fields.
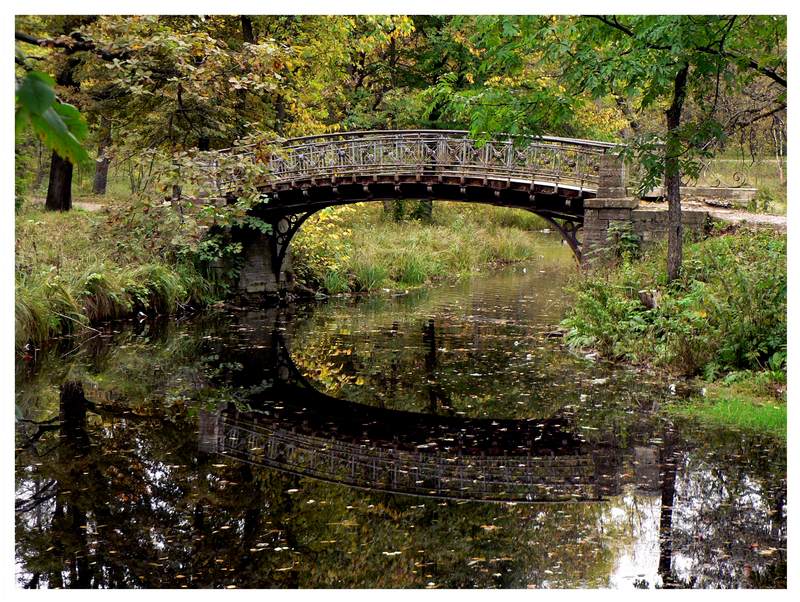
xmin=235 ymin=211 xmax=315 ymax=302
xmin=236 ymin=227 xmax=286 ymax=299
xmin=582 ymin=153 xmax=639 ymax=266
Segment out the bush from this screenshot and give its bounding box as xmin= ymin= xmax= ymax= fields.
xmin=750 ymin=187 xmax=776 ymax=213
xmin=562 ymin=228 xmax=786 ymax=376
xmin=15 ymin=204 xmax=224 ymax=349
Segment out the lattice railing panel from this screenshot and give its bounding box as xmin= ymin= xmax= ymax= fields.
xmin=211 ymin=130 xmax=616 ymax=193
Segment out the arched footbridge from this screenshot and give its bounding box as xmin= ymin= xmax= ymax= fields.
xmin=200 ymin=129 xmax=710 ymax=295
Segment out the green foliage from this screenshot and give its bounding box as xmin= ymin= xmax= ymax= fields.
xmin=561 ymin=280 xmax=648 ymax=358
xmin=291 ymin=203 xmax=556 ymax=294
xmin=606 ymin=222 xmax=641 ymax=262
xmin=668 ymin=397 xmax=786 ymax=439
xmin=14 ymin=142 xmax=33 ymax=211
xmin=15 ymin=204 xmax=224 ymax=349
xmin=351 ymin=262 xmax=388 ymax=291
xmin=426 ymin=16 xmax=785 ymax=208
xmin=322 ymin=271 xmax=350 ymax=295
xmin=750 ymin=187 xmax=776 ymax=213
xmin=15 ymin=70 xmax=90 ymax=166
xmin=666 ymin=370 xmax=786 ymax=438
xmin=562 ymin=229 xmax=786 ymax=377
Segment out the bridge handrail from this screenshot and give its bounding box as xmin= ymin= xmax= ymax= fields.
xmin=274 ymin=129 xmax=620 ymax=151
xmin=271 ymin=130 xmax=615 ymax=192
xmin=194 ymin=129 xmax=632 ymax=198
xmin=219 ymin=129 xmax=621 ymax=154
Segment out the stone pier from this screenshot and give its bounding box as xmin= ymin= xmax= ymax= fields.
xmin=582 ymin=154 xmax=710 ymax=264
xmin=581 ymin=154 xmax=640 ymax=264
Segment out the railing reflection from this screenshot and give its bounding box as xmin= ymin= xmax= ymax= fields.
xmin=199 ymin=406 xmax=622 ymax=503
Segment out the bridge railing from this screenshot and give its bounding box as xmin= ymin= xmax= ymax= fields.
xmin=202 ymin=130 xmax=619 ymax=195
xmin=264 ymin=130 xmax=612 ymax=192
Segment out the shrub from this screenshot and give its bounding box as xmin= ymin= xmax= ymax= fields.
xmin=561 ymin=228 xmax=786 ymax=376
xmin=352 ymin=262 xmax=387 ymax=291
xmin=322 ymin=271 xmax=350 ymax=294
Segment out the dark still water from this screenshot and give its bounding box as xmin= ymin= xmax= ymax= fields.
xmin=15 ymin=236 xmax=786 ymax=588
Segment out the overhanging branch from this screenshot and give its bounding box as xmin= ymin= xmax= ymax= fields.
xmin=15 ymin=30 xmax=129 ymax=62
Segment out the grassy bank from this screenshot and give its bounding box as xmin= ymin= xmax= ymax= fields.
xmin=666 ymin=371 xmax=786 ymax=438
xmin=561 ymin=226 xmax=786 ymax=436
xmin=16 ymin=200 xmax=564 ymax=349
xmin=291 ymin=202 xmax=560 ymax=293
xmin=15 ymin=202 xmax=222 ymax=350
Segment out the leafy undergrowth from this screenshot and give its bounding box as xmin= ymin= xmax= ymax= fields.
xmin=561 ymin=226 xmax=787 ymax=433
xmin=15 ymin=201 xmax=225 ymax=350
xmin=561 ymin=226 xmax=786 ymax=378
xmin=291 ymin=202 xmax=561 ymax=293
xmin=666 ymin=371 xmax=786 ymax=439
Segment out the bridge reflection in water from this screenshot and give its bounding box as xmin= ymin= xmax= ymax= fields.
xmin=195 ymin=321 xmax=659 ymax=504
xmin=199 ymin=406 xmax=624 ymax=503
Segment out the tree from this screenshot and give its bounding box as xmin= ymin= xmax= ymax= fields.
xmin=567 ymin=16 xmax=786 ymax=280
xmin=15 ymin=66 xmax=90 ymax=211
xmin=427 ymin=16 xmax=786 ymax=280
xmin=16 ymin=16 xmax=125 ymax=210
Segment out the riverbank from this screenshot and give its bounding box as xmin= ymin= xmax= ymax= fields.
xmin=290 ymin=202 xmax=557 ymax=293
xmin=560 ymin=224 xmax=786 ymax=437
xmin=15 ymin=202 xmax=223 ymax=350
xmin=15 ymin=200 xmax=560 ymax=349
xmin=666 ymin=372 xmax=786 ymax=438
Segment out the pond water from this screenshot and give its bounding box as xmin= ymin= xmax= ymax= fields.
xmin=15 ymin=233 xmax=786 ymax=588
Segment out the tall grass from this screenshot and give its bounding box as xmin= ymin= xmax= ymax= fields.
xmin=292 ymin=202 xmax=561 ymax=293
xmin=17 ymin=199 xmax=569 ymax=347
xmin=15 ymin=205 xmax=222 ymax=349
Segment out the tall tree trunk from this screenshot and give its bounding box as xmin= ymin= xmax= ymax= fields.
xmin=45 ymin=151 xmax=73 ymax=211
xmin=240 ymin=15 xmax=255 ymax=43
xmin=664 ymin=64 xmax=689 ymax=282
xmin=45 ymin=53 xmax=81 ymax=211
xmin=92 ymin=118 xmax=112 ymax=195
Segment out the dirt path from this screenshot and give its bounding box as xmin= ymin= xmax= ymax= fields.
xmin=681 ymin=200 xmax=787 ymax=231
xmin=30 ymin=196 xmax=107 ymax=212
